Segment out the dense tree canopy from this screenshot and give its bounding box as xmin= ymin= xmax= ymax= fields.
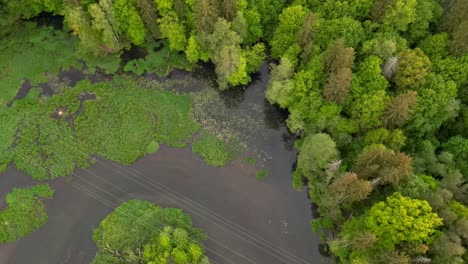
xmin=91 ymin=200 xmax=209 ymax=264
xmin=0 ymin=0 xmax=467 ymax=263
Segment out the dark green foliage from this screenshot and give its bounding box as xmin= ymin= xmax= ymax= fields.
xmin=246 ymin=156 xmax=255 ymax=166
xmin=124 ymin=42 xmax=192 ymax=76
xmin=91 ymin=200 xmax=208 ymax=264
xmin=0 ymin=185 xmax=54 ymax=243
xmin=0 ymin=23 xmax=80 ymax=107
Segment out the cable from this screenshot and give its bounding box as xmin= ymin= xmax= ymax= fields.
xmin=8 ymin=132 xmax=230 ymax=264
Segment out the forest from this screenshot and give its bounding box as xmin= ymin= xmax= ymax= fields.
xmin=0 ymin=0 xmax=467 ymax=263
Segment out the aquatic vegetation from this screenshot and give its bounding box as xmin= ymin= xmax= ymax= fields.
xmin=255 ymin=170 xmax=268 ymax=180
xmin=146 ymin=140 xmax=160 ymax=154
xmin=91 ymin=200 xmax=209 ymax=264
xmin=192 ymin=133 xmax=241 ymax=166
xmin=0 ymin=23 xmax=80 ymax=107
xmin=0 ymin=76 xmax=245 ymax=179
xmin=0 ymin=185 xmax=54 ymax=243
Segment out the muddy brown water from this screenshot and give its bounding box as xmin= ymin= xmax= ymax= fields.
xmin=0 ymin=64 xmax=327 ymax=264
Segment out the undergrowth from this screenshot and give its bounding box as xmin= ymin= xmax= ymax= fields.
xmin=124 ymin=41 xmax=192 ymax=77
xmin=0 ymin=184 xmax=54 ymax=243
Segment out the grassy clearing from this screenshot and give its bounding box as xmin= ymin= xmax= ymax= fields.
xmin=0 ymin=185 xmax=54 ymax=243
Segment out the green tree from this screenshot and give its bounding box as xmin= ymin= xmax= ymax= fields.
xmin=406 ymin=74 xmax=459 ymax=138
xmin=382 ymin=90 xmax=417 ymax=128
xmin=323 ymin=67 xmax=353 ymax=104
xmin=194 ymin=0 xmax=219 ymax=33
xmin=323 ymin=38 xmax=355 ymax=74
xmin=314 ymin=17 xmax=366 ymax=49
xmin=136 ymin=0 xmax=160 ymax=38
xmin=442 ymin=136 xmax=468 ymax=178
xmin=372 ymin=0 xmax=417 ymax=32
xmin=296 ymin=12 xmax=318 ymax=49
xmin=266 ymin=58 xmax=294 ymax=108
xmin=158 ymin=12 xmax=187 ymax=51
xmin=405 ymin=0 xmax=442 ymax=43
xmin=113 ymin=0 xmax=146 ymax=45
xmin=142 ymin=226 xmax=209 ymax=264
xmin=394 ymin=48 xmax=431 ymax=90
xmin=354 ymin=144 xmax=413 ymax=187
xmin=294 ymin=133 xmax=339 ymax=189
xmin=269 ymin=5 xmax=307 ymax=59
xmin=91 ymin=200 xmax=207 ymax=263
xmin=365 ymin=192 xmax=443 ymax=249
xmin=328 ymin=172 xmax=373 ymax=205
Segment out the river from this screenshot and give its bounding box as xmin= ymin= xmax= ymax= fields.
xmin=0 ymin=63 xmax=326 ymax=264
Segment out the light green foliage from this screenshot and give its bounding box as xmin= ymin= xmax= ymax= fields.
xmin=185 ymin=34 xmax=210 ymax=63
xmin=0 ymin=185 xmax=54 ymax=243
xmin=243 ymin=6 xmax=263 ymax=45
xmin=311 ymin=0 xmax=374 ymax=20
xmin=244 ymin=43 xmax=266 ymax=74
xmin=255 ymin=170 xmax=268 ymax=180
xmin=191 ymin=133 xmax=242 ymax=166
xmin=0 ymin=23 xmax=80 ymax=107
xmin=394 ymin=48 xmax=431 ymax=90
xmin=294 ymin=133 xmax=338 ymax=189
xmin=88 ymin=0 xmax=122 ymax=52
xmin=158 ymin=11 xmax=187 ymax=51
xmin=419 ymin=33 xmax=449 ymax=62
xmin=397 ymin=174 xmax=438 ymax=199
xmin=146 ymin=140 xmax=160 ymax=154
xmin=142 ymin=226 xmax=209 ymax=264
xmin=350 ymin=90 xmax=388 ymax=131
xmin=372 ymin=0 xmax=417 ymax=32
xmin=315 ymin=17 xmax=366 ymax=50
xmin=113 ymin=0 xmax=146 ymax=45
xmin=363 ymin=128 xmax=406 ymax=151
xmin=365 ymin=192 xmax=443 ymax=249
xmin=269 ymin=5 xmax=307 ymax=59
xmin=266 ymin=58 xmax=295 ymax=108
xmin=91 ymin=200 xmax=208 ymax=264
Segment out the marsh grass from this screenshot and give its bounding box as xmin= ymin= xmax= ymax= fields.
xmin=0 ymin=185 xmax=54 ymax=243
